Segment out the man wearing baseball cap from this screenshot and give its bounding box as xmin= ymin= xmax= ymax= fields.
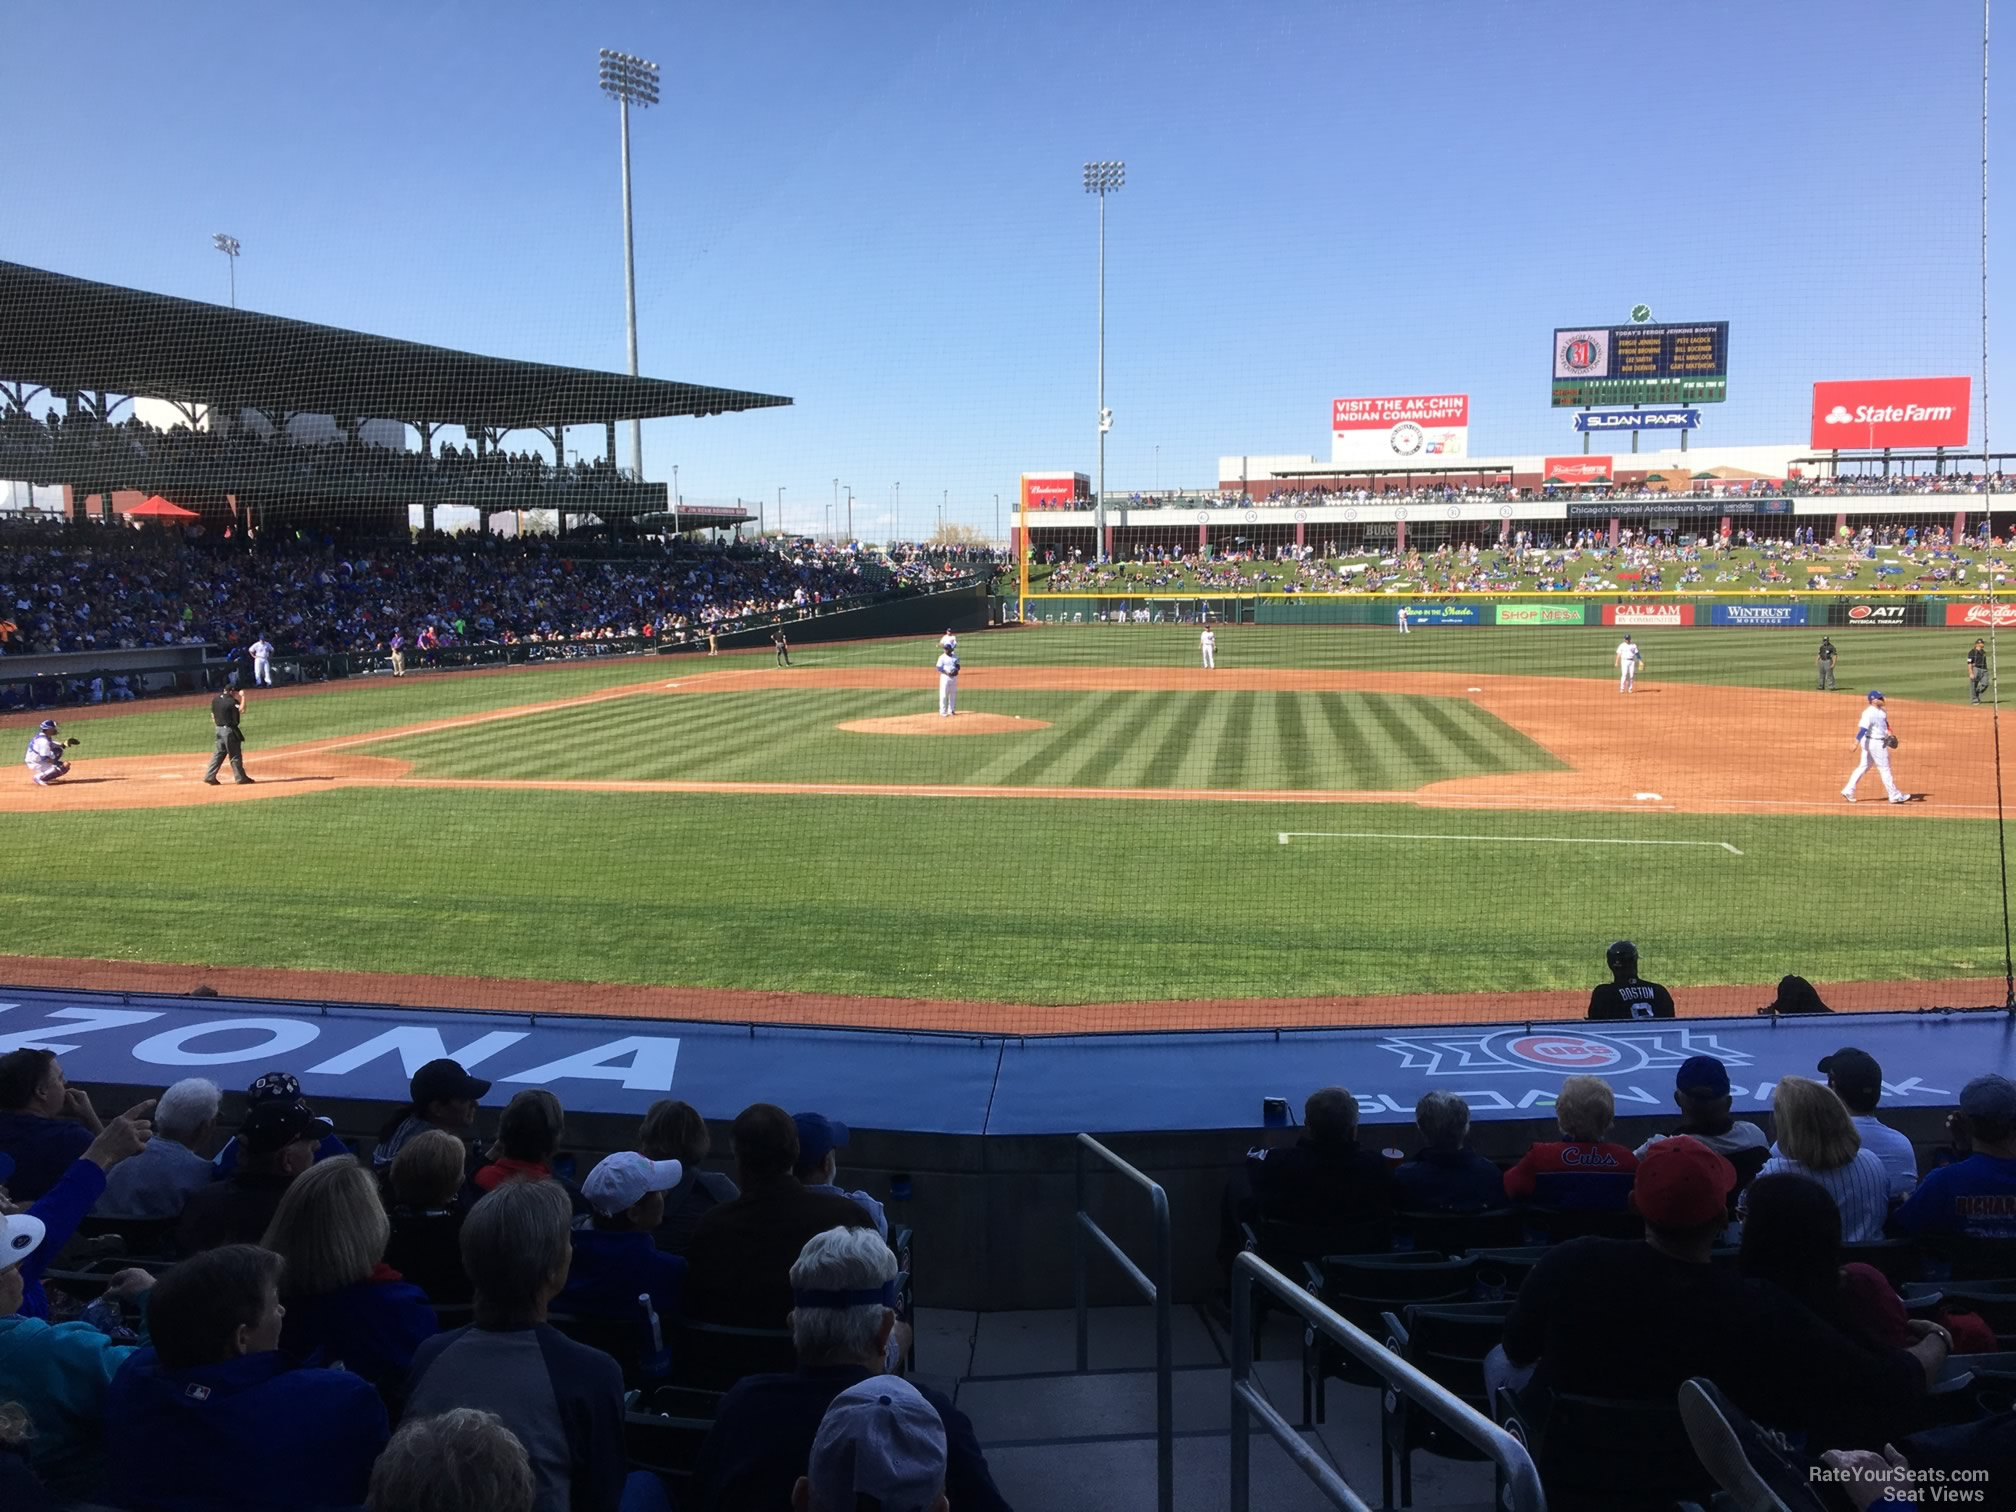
xmin=554 ymin=1151 xmax=688 ymax=1322
xmin=1499 ymin=1137 xmax=1944 ymax=1446
xmin=372 ymin=1058 xmax=491 ymax=1172
xmin=793 ymin=1113 xmax=887 ymax=1239
xmin=1892 ymin=1075 xmax=2016 ymax=1241
xmin=211 ymin=1070 xmax=349 ymax=1181
xmin=1818 ymin=1047 xmax=1918 ymax=1196
xmin=794 ymin=1374 xmax=948 ymax=1512
xmin=1632 ymin=1056 xmax=1770 ymax=1199
xmin=176 ymin=1099 xmax=333 ymax=1256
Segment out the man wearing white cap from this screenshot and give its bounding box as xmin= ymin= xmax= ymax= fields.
xmin=555 ymin=1151 xmax=688 ymax=1322
xmin=794 ymin=1374 xmax=948 ymax=1512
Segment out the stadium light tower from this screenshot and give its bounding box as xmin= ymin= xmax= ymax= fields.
xmin=598 ymin=48 xmax=660 ymax=479
xmin=1083 ymin=160 xmax=1123 ymax=559
xmin=212 ymin=233 xmax=241 ymax=308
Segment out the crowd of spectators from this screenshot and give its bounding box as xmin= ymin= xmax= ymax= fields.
xmin=1222 ymin=1047 xmax=2016 ymax=1506
xmin=0 ymin=1047 xmax=1010 ymax=1512
xmin=0 ymin=521 xmax=999 ymax=674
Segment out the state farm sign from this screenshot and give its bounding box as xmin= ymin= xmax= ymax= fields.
xmin=1331 ymin=394 xmax=1469 ymax=463
xmin=1810 ymin=378 xmax=1971 ymax=450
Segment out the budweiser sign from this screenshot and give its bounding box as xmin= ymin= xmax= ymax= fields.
xmin=1810 ymin=377 xmax=1971 ymax=449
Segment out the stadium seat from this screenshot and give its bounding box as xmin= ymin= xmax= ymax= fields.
xmin=431 ymin=1302 xmax=476 ymax=1332
xmin=666 ymin=1319 xmax=797 ymax=1392
xmin=1494 ymin=1379 xmax=1712 ymax=1512
xmin=1928 ymin=1234 xmax=2016 ymax=1282
xmin=1377 ymin=1299 xmax=1516 ymax=1508
xmin=71 ymin=1214 xmax=176 ymax=1259
xmin=1239 ymin=1216 xmax=1394 ymax=1359
xmin=623 ymin=1408 xmax=712 ymax=1502
xmin=1841 ymin=1237 xmax=1926 ymax=1285
xmin=1468 ymin=1246 xmax=1550 ymax=1300
xmin=1518 ymin=1204 xmax=1643 ymax=1245
xmin=550 ymin=1306 xmax=667 ymax=1388
xmin=1300 ymin=1253 xmax=1477 ymax=1424
xmin=647 ymin=1384 xmax=724 ymax=1421
xmin=1396 ymin=1208 xmax=1524 ymax=1256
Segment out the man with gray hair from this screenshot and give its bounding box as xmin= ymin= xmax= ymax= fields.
xmin=96 ymin=1078 xmax=220 ymax=1221
xmin=367 ymin=1408 xmax=536 ymax=1512
xmin=692 ymin=1226 xmax=1011 ymax=1512
xmin=793 ymin=1375 xmax=947 ymax=1512
xmin=1393 ymin=1092 xmax=1505 ymax=1213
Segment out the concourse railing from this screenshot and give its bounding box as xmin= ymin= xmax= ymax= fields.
xmin=1071 ymin=1133 xmax=1173 ymax=1512
xmin=1229 ymin=1251 xmax=1546 ymax=1512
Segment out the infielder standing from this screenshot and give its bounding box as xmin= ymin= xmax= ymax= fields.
xmin=1200 ymin=626 xmax=1216 ymax=669
xmin=935 ymin=647 xmax=960 ymax=717
xmin=1970 ymin=638 xmax=1991 ymax=705
xmin=250 ymin=634 xmax=275 ymax=687
xmin=1614 ymin=633 xmax=1643 ymax=693
xmin=1842 ymin=690 xmax=1907 ymax=804
xmin=23 ymin=719 xmax=75 ymax=786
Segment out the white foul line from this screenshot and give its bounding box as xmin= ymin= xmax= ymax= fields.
xmin=1278 ymin=831 xmax=1743 ymax=856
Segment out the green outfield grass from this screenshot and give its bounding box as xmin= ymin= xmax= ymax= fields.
xmin=0 ymin=790 xmax=2001 ymax=1005
xmin=2 ymin=625 xmax=2007 ymax=1011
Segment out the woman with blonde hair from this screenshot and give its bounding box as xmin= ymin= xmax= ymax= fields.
xmin=638 ymin=1099 xmax=738 ymax=1254
xmin=1741 ymin=1077 xmax=1894 ymax=1241
xmin=261 ymin=1156 xmax=436 ymax=1390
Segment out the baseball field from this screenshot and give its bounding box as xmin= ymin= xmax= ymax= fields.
xmin=1 ymin=617 xmax=2009 ymax=1033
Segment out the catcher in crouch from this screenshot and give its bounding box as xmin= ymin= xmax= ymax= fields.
xmin=24 ymin=719 xmax=78 ymax=786
xmin=1842 ymin=690 xmax=1910 ymax=804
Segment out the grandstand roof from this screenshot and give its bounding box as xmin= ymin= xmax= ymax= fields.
xmin=0 ymin=261 xmax=792 ymax=430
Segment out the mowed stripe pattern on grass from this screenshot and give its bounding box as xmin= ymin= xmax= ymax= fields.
xmin=367 ymin=689 xmax=1562 ymax=792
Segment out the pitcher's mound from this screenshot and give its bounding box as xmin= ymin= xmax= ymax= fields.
xmin=836 ymin=714 xmax=1051 ymax=737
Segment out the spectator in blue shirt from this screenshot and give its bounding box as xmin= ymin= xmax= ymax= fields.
xmin=261 ymin=1156 xmax=436 ymax=1396
xmin=1891 ymin=1075 xmax=2016 ymax=1241
xmin=792 ymin=1115 xmax=887 ymax=1238
xmin=98 ymin=1078 xmax=220 ymax=1221
xmin=0 ymin=1051 xmax=101 ymax=1201
xmin=638 ymin=1100 xmax=737 ymax=1256
xmin=100 ymin=1244 xmax=389 ymax=1512
xmin=210 ymin=1071 xmax=349 ymax=1180
xmin=558 ymin=1152 xmax=687 ymax=1324
xmin=10 ymin=1103 xmax=156 ymax=1321
xmin=1392 ymin=1092 xmax=1505 ymax=1214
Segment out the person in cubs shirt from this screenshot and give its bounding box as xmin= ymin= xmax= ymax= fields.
xmin=1586 ymin=940 xmax=1675 ymax=1021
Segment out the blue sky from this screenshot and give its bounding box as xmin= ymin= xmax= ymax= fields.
xmin=1 ymin=0 xmax=2001 ymax=535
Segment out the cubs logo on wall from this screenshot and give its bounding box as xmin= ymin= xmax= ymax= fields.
xmin=1331 ymin=394 xmax=1469 ymax=464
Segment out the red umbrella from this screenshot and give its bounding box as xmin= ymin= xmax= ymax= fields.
xmin=125 ymin=495 xmax=200 ymax=520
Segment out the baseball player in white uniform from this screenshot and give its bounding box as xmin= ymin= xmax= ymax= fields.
xmin=250 ymin=635 xmax=275 ymax=687
xmin=23 ymin=719 xmax=73 ymax=785
xmin=939 ymin=630 xmax=957 ymax=656
xmin=1396 ymin=605 xmax=1411 ymax=635
xmin=1843 ymin=690 xmax=1909 ymax=803
xmin=1615 ymin=634 xmax=1643 ymax=692
xmin=1200 ymin=627 xmax=1216 ymax=668
xmin=935 ymin=648 xmax=960 ymax=717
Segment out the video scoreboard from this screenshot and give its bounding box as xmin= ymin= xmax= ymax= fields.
xmin=1551 ymin=321 xmax=1729 ymax=408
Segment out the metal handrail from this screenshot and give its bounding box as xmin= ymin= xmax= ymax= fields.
xmin=1072 ymin=1133 xmax=1172 ymax=1512
xmin=1229 ymin=1251 xmax=1546 ymax=1512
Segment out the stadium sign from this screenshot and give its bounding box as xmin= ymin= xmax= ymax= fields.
xmin=1809 ymin=378 xmax=1971 ymax=450
xmin=1712 ymin=604 xmax=1809 ymax=627
xmin=1543 ymin=456 xmax=1613 ymax=485
xmin=1494 ymin=604 xmax=1587 ymax=626
xmin=1552 ymin=321 xmax=1729 ymax=408
xmin=1948 ymin=603 xmax=2016 ymax=628
xmin=1574 ymin=409 xmax=1701 ymax=432
xmin=1829 ymin=602 xmax=1926 ymax=627
xmin=1397 ymin=605 xmax=1480 ymax=625
xmin=1603 ymin=604 xmax=1694 ymax=627
xmin=1331 ymin=394 xmax=1469 ymax=463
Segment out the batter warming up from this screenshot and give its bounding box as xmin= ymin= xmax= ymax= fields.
xmin=935 ymin=647 xmax=960 ymax=717
xmin=1200 ymin=626 xmax=1216 ymax=669
xmin=203 ymin=686 xmax=253 ymax=786
xmin=1614 ymin=634 xmax=1643 ymax=693
xmin=1842 ymin=689 xmax=1908 ymax=804
xmin=23 ymin=719 xmax=76 ymax=786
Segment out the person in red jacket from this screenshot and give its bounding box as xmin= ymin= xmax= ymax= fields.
xmin=1503 ymin=1075 xmax=1639 ymax=1211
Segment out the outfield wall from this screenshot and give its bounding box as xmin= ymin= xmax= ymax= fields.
xmin=1019 ymin=593 xmax=2005 ymax=628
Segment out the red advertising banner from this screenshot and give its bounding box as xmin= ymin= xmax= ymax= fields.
xmin=1601 ymin=603 xmax=1694 ymax=626
xmin=1331 ymin=394 xmax=1470 ymax=430
xmin=1544 ymin=456 xmax=1614 ymax=484
xmin=1809 ymin=378 xmax=1971 ymax=450
xmin=1020 ymin=473 xmax=1087 ymax=511
xmin=1947 ymin=603 xmax=2016 ymax=628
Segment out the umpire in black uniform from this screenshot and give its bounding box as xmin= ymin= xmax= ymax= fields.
xmin=202 ymin=686 xmax=253 ymax=785
xmin=1587 ymin=940 xmax=1675 ymax=1021
xmin=1817 ymin=636 xmax=1838 ymax=691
